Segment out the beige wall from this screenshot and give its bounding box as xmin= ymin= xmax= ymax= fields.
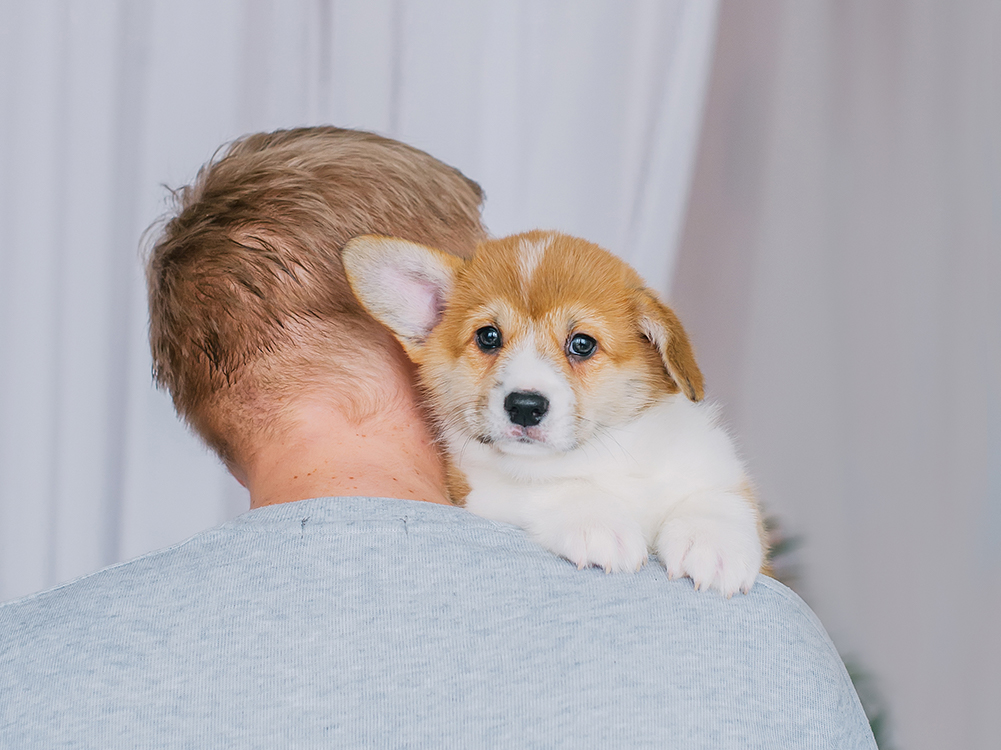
xmin=674 ymin=2 xmax=1001 ymax=748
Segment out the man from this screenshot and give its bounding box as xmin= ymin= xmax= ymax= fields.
xmin=1 ymin=127 xmax=875 ymax=748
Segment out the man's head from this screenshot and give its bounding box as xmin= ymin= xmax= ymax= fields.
xmin=146 ymin=127 xmax=486 ymax=469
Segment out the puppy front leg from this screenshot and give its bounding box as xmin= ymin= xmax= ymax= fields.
xmin=526 ymin=489 xmax=649 ymax=574
xmin=655 ymin=490 xmax=764 ymax=596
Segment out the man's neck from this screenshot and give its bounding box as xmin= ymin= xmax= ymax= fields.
xmin=242 ymin=391 xmax=451 ymax=510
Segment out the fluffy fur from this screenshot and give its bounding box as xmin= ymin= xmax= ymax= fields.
xmin=343 ymin=231 xmax=766 ymax=596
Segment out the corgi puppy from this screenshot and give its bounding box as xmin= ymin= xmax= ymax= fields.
xmin=342 ymin=231 xmax=766 ymax=596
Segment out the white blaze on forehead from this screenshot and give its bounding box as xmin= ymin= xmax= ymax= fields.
xmin=500 ymin=329 xmax=563 ymax=393
xmin=517 ymin=234 xmax=552 ymax=284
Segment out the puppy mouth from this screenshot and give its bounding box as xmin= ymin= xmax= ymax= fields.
xmin=473 ymin=429 xmax=545 ymax=449
xmin=470 ymin=424 xmax=545 ymax=444
xmin=509 ymin=426 xmax=544 ymax=443
xmin=496 ymin=424 xmax=573 ymax=455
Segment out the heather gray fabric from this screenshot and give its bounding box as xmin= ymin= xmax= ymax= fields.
xmin=1 ymin=496 xmax=875 ymax=749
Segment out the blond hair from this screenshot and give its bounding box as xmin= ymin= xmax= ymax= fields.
xmin=146 ymin=127 xmax=486 ymax=462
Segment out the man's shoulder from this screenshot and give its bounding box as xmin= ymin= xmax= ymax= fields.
xmin=0 ymin=494 xmax=841 ymax=674
xmin=1 ymin=496 xmax=875 ymax=749
xmin=0 ymin=495 xmax=840 ymax=671
xmin=1 ymin=495 xmax=821 ymax=638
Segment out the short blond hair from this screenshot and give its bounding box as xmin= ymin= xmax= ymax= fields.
xmin=146 ymin=127 xmax=486 ymax=462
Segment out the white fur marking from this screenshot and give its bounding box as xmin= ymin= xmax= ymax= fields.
xmin=459 ymin=394 xmax=762 ymax=595
xmin=518 ymin=235 xmax=552 ymax=283
xmin=488 ymin=328 xmax=578 ymax=452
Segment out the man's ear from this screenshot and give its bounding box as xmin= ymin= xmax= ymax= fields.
xmin=635 ymin=290 xmax=705 ymax=402
xmin=342 ymin=235 xmax=463 ymax=358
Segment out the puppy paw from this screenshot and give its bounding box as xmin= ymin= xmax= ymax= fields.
xmin=656 ymin=511 xmax=762 ymax=597
xmin=538 ymin=519 xmax=649 ymax=574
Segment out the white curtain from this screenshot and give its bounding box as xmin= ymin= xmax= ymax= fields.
xmin=673 ymin=3 xmax=1001 ymax=749
xmin=0 ymin=0 xmax=719 ymax=601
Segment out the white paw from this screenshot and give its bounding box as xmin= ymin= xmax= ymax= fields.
xmin=656 ymin=512 xmax=763 ymax=597
xmin=536 ymin=518 xmax=649 ymax=574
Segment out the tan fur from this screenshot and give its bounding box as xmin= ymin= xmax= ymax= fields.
xmin=444 ymin=455 xmax=471 ymax=507
xmin=738 ymin=480 xmax=771 ymax=576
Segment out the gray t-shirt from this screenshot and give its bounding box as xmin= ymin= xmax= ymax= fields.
xmin=1 ymin=496 xmax=875 ymax=749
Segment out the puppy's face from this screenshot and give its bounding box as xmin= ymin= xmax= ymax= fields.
xmin=343 ymin=231 xmax=703 ymax=456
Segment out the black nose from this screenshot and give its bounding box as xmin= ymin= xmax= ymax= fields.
xmin=504 ymin=391 xmax=549 ymax=427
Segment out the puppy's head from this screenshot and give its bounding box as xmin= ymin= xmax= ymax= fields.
xmin=342 ymin=231 xmax=703 ymax=455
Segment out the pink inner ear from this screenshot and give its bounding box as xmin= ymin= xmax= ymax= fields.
xmin=378 ymin=264 xmax=446 ymax=338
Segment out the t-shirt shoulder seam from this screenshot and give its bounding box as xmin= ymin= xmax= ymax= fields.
xmin=0 ymin=533 xmax=211 ymax=610
xmin=755 ymin=576 xmax=871 ymax=733
xmin=755 ymin=577 xmax=838 ymax=643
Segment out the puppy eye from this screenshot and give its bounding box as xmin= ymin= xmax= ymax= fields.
xmin=475 ymin=326 xmax=502 ymax=352
xmin=567 ymin=333 xmax=597 ymax=359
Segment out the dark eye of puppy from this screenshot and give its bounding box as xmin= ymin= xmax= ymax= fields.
xmin=567 ymin=333 xmax=597 ymax=359
xmin=475 ymin=326 xmax=502 ymax=352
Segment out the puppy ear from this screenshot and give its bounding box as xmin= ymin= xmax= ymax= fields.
xmin=342 ymin=235 xmax=463 ymax=356
xmin=635 ymin=291 xmax=705 ymax=402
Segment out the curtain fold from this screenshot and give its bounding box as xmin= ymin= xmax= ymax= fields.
xmin=0 ymin=0 xmax=718 ymax=600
